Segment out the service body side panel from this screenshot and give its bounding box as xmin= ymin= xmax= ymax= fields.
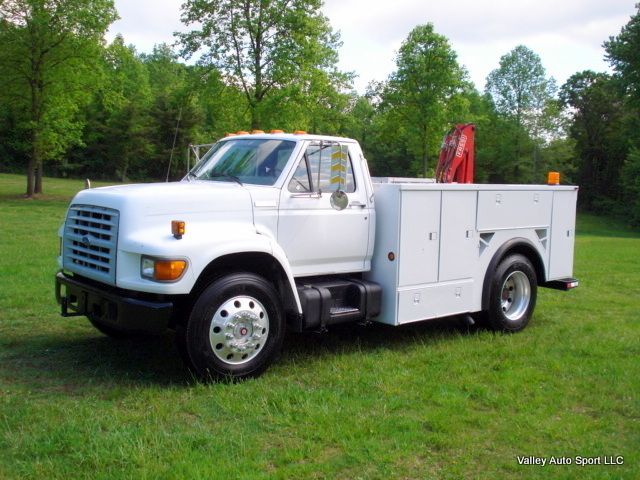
xmin=398 ymin=191 xmax=441 ymax=286
xmin=477 ymin=190 xmax=552 ymax=231
xmin=439 ymin=190 xmax=477 ymax=282
xmin=548 ymin=189 xmax=578 ymax=280
xmin=364 ymin=184 xmax=402 ymax=325
xmin=367 ymin=185 xmax=477 ymax=325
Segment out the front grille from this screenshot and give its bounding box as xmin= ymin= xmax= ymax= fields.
xmin=63 ymin=205 xmax=119 ymax=285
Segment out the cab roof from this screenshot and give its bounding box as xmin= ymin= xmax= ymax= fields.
xmin=219 ymin=132 xmax=358 ymax=143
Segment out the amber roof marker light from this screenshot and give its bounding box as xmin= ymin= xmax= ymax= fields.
xmin=548 ymin=171 xmax=560 ymax=185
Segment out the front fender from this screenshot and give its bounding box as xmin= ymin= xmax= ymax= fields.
xmin=117 ymin=227 xmax=302 ymax=314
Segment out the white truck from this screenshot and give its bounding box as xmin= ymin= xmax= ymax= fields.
xmin=55 ymin=132 xmax=579 ymax=380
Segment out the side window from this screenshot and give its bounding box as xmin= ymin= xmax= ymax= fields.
xmin=288 ymin=157 xmax=311 ymax=192
xmin=306 ymin=142 xmax=356 ymax=193
xmin=288 ymin=141 xmax=356 ymax=194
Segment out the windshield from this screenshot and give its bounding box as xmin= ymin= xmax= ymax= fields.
xmin=189 ymin=138 xmax=296 ymax=186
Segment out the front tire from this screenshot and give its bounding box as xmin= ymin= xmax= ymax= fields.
xmin=183 ymin=272 xmax=285 ymax=381
xmin=487 ymin=254 xmax=537 ymax=332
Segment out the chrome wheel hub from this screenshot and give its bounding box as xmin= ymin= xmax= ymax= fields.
xmin=209 ymin=295 xmax=269 ymax=365
xmin=500 ymin=271 xmax=531 ymax=321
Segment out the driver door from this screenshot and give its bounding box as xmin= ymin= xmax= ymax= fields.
xmin=278 ymin=140 xmax=371 ymax=276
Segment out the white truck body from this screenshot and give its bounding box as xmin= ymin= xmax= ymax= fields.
xmin=55 ymin=133 xmax=578 ymax=379
xmin=366 ymin=181 xmax=576 ymax=325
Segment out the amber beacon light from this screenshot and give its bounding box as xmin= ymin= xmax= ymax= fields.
xmin=172 ymin=220 xmax=186 ymax=239
xmin=547 ymin=171 xmax=560 ymax=185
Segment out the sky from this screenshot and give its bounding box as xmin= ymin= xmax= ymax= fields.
xmin=106 ymin=0 xmax=637 ymax=93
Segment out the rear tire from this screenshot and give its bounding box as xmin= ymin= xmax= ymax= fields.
xmin=183 ymin=272 xmax=285 ymax=381
xmin=487 ymin=254 xmax=537 ymax=332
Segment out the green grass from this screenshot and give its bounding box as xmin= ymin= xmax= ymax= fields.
xmin=0 ymin=172 xmax=638 ymax=479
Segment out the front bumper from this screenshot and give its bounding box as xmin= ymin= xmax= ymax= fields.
xmin=55 ymin=271 xmax=174 ymax=333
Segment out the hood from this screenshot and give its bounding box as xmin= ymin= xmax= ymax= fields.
xmin=70 ymin=180 xmax=254 ymax=217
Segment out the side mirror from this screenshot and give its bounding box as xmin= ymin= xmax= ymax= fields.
xmin=330 ymin=190 xmax=348 ymax=210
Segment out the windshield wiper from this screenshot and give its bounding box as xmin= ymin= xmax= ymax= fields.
xmin=184 ymin=171 xmax=197 ymax=182
xmin=210 ymin=172 xmax=243 ymax=186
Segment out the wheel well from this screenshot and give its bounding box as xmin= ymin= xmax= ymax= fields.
xmin=190 ymin=252 xmax=297 ymax=316
xmin=481 ymin=239 xmax=545 ymax=311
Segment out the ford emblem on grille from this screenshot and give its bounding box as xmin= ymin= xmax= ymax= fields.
xmin=81 ymin=235 xmax=92 ymax=248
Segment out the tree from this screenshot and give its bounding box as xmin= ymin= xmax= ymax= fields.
xmin=0 ymin=0 xmax=117 ymax=196
xmin=604 ymin=4 xmax=640 ymax=223
xmin=485 ymin=45 xmax=557 ymax=181
xmin=621 ymin=148 xmax=640 ymax=225
xmin=178 ymin=0 xmax=347 ymax=129
xmin=143 ymin=44 xmax=205 ymax=180
xmin=604 ymin=3 xmax=640 ymax=107
xmin=559 ymin=71 xmax=627 ymax=208
xmin=382 ymin=24 xmax=466 ymax=176
xmin=100 ymin=36 xmax=153 ymax=182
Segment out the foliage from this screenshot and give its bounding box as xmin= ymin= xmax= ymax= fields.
xmin=605 ymin=3 xmax=640 ymax=107
xmin=178 ymin=0 xmax=349 ymax=129
xmin=559 ymin=71 xmax=628 ymax=208
xmin=485 ymin=45 xmax=559 ymax=182
xmin=621 ymin=147 xmax=640 ymax=225
xmin=0 ymin=2 xmax=638 ymax=224
xmin=0 ymin=0 xmax=118 ymax=195
xmin=380 ymin=24 xmax=467 ymax=176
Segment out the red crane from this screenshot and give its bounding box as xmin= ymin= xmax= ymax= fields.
xmin=435 ymin=123 xmax=475 ymax=183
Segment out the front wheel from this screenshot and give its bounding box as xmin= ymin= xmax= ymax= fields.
xmin=487 ymin=254 xmax=537 ymax=332
xmin=183 ymin=272 xmax=285 ymax=381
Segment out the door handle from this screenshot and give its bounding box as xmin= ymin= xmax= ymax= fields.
xmin=349 ymin=201 xmax=366 ymax=208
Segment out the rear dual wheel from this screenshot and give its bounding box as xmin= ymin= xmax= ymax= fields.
xmin=179 ymin=272 xmax=285 ymax=381
xmin=487 ymin=254 xmax=537 ymax=332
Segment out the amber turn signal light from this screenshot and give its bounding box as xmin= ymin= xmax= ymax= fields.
xmin=548 ymin=171 xmax=560 ymax=185
xmin=172 ymin=220 xmax=185 ymax=239
xmin=154 ymin=260 xmax=187 ymax=281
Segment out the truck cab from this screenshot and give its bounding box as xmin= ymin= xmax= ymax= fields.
xmin=56 ymin=132 xmax=578 ymax=380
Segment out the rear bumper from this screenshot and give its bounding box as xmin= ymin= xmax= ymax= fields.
xmin=55 ymin=271 xmax=174 ymax=333
xmin=542 ymin=277 xmax=580 ymax=291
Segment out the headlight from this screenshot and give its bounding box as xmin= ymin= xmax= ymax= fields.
xmin=141 ymin=256 xmax=187 ymax=282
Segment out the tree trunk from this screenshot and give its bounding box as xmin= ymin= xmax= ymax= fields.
xmin=35 ymin=160 xmax=43 ymax=194
xmin=422 ymin=135 xmax=429 ymax=177
xmin=26 ymin=126 xmax=38 ymax=197
xmin=26 ymin=158 xmax=35 ymax=197
xmin=533 ymin=144 xmax=539 ymax=182
xmin=250 ymin=107 xmax=260 ymax=130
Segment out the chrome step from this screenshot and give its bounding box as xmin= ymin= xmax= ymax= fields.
xmin=330 ymin=306 xmax=359 ymax=315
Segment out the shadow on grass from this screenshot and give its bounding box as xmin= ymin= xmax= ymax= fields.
xmin=0 ymin=316 xmax=482 ymax=392
xmin=282 ymin=316 xmax=479 ymax=361
xmin=0 ymin=332 xmax=190 ymax=390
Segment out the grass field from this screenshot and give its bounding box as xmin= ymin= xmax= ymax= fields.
xmin=0 ymin=172 xmax=638 ymax=479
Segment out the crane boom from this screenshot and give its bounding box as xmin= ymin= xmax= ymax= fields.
xmin=435 ymin=123 xmax=475 ymax=183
